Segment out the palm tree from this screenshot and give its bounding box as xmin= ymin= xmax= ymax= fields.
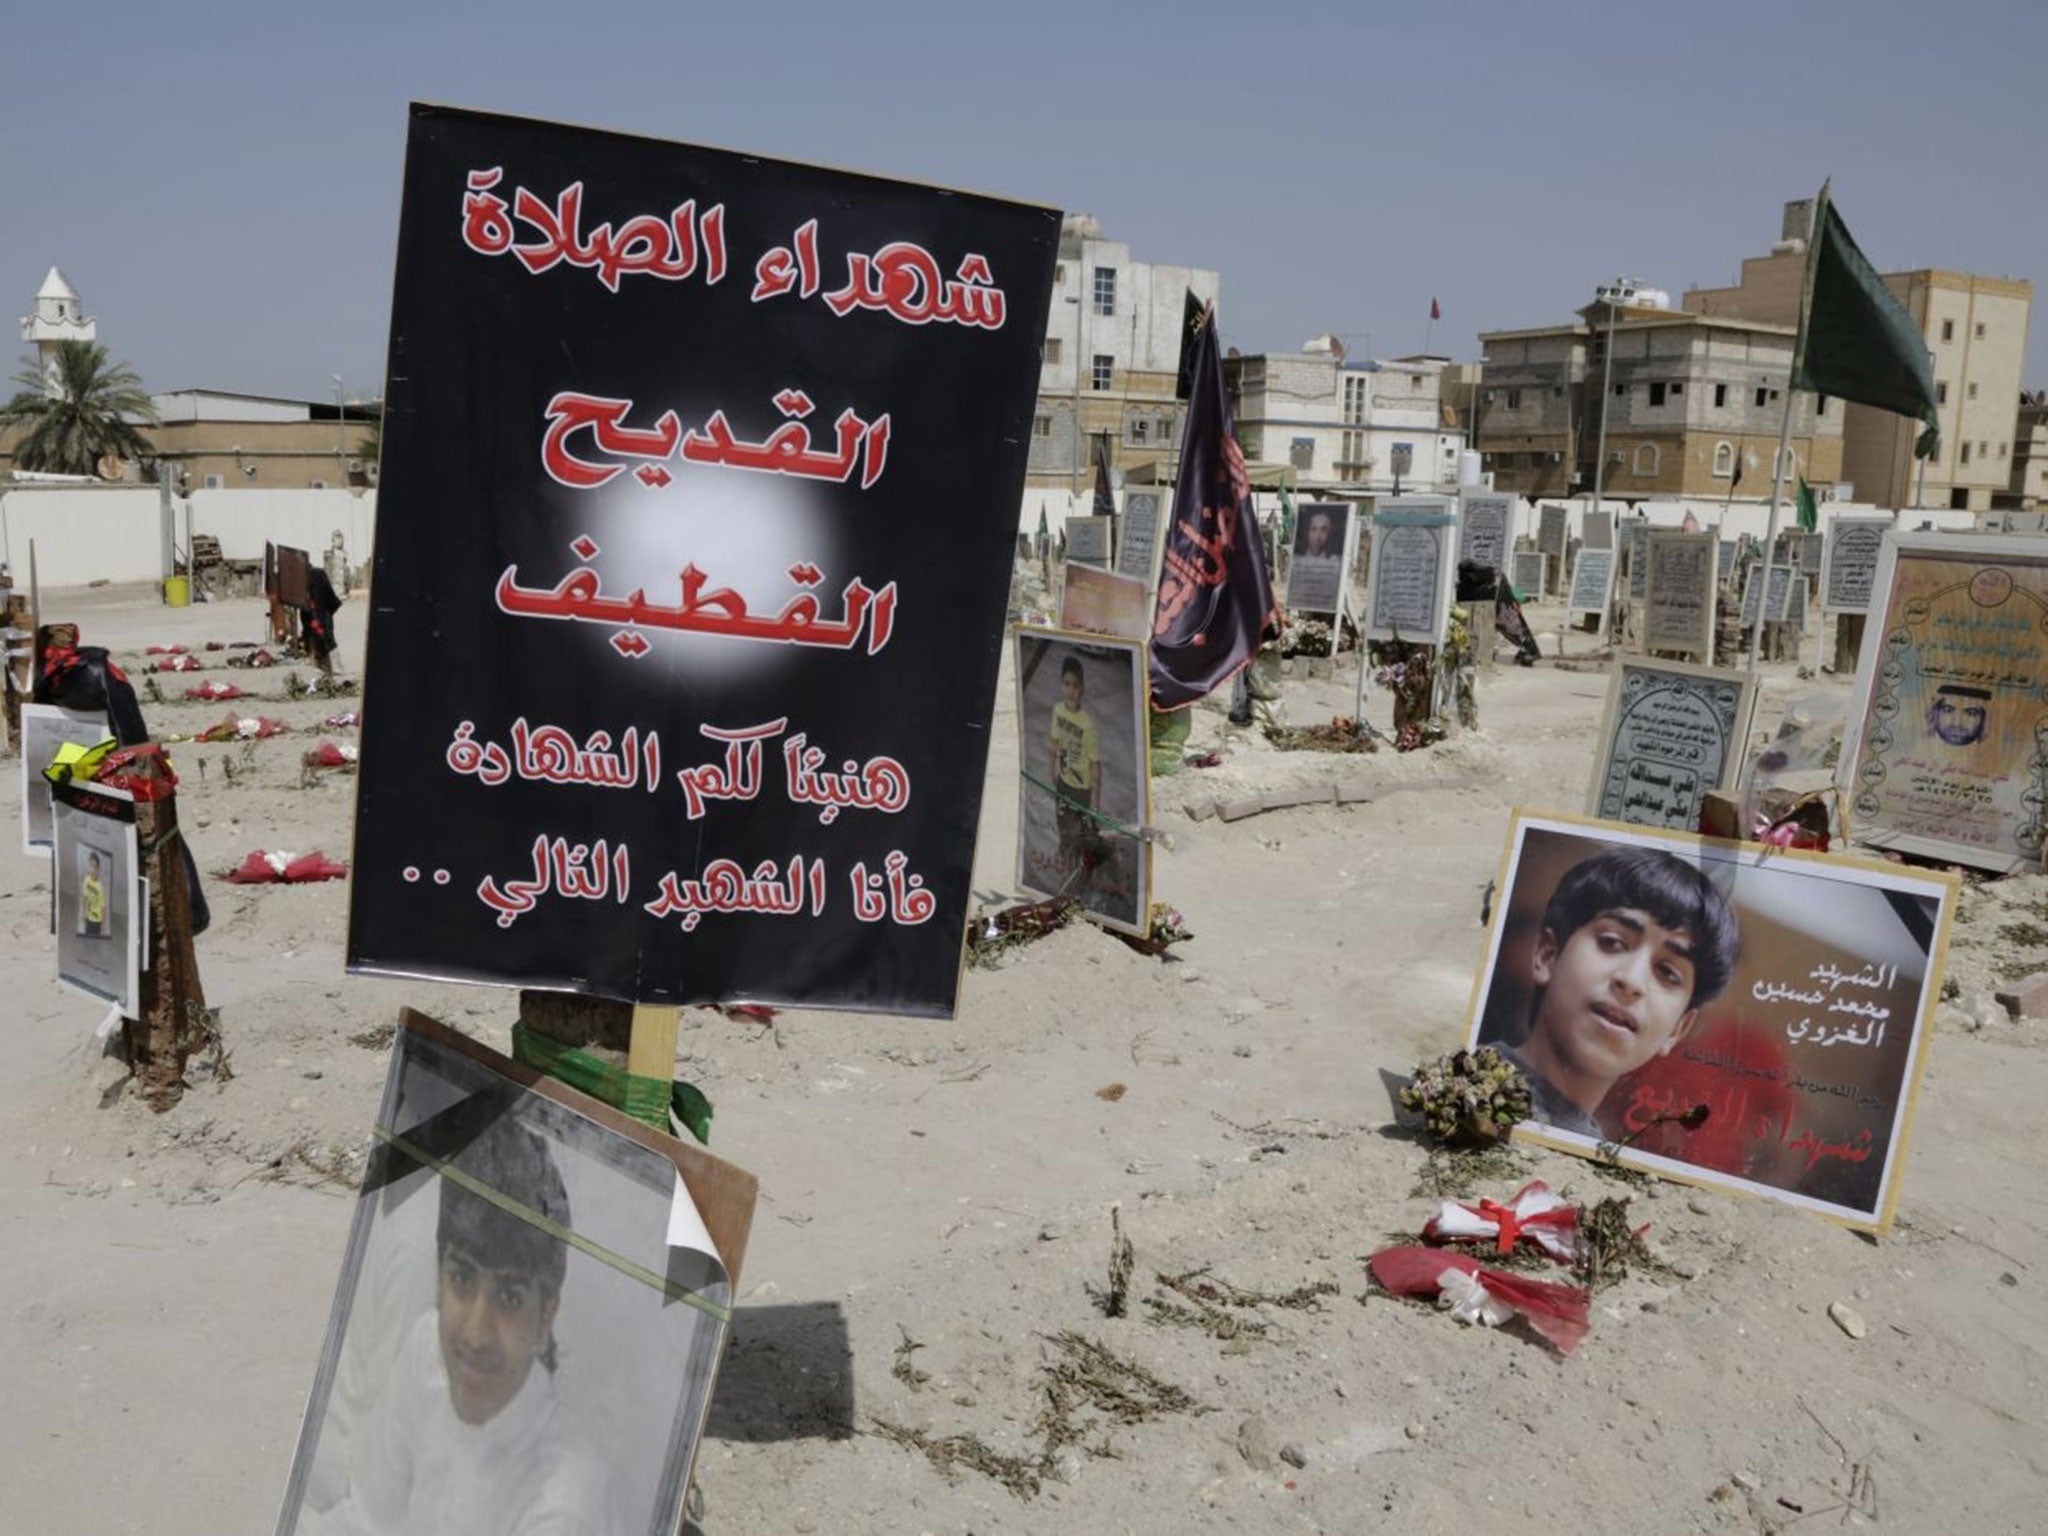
xmin=2 ymin=341 xmax=156 ymax=475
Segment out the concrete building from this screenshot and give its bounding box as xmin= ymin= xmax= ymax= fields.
xmin=1026 ymin=215 xmax=1220 ymax=491
xmin=146 ymin=389 xmax=378 ymax=493
xmin=1226 ymin=338 xmax=1465 ymax=494
xmin=2007 ymin=391 xmax=2048 ymax=511
xmin=1686 ymin=201 xmax=2034 ymax=511
xmin=4 ymin=269 xmax=379 ymax=489
xmin=1476 ymin=283 xmax=1843 ymax=501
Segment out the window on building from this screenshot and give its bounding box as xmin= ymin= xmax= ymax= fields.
xmin=1506 ymin=388 xmax=1523 ymax=409
xmin=1158 ymin=414 xmax=1175 ymax=442
xmin=1941 ymin=319 xmax=1954 ymax=342
xmin=1613 ymin=383 xmax=1625 ymax=397
xmin=1713 ymin=441 xmax=1735 ymax=478
xmin=1632 ymin=442 xmax=1660 ymax=477
xmin=1961 ymin=442 xmax=1972 ymax=465
xmin=1975 ymin=321 xmax=1987 ymax=339
xmin=1092 ymin=266 xmax=1116 ymax=316
xmin=202 ymin=473 xmax=224 ymax=489
xmin=1980 ymin=441 xmax=1989 ymax=458
xmin=1936 ymin=380 xmax=1948 ymax=404
xmin=1289 ymin=437 xmax=1315 ymax=470
xmin=1129 ymin=418 xmax=1149 ymax=444
xmin=1968 ymin=382 xmax=1979 ymax=399
xmin=1091 ymin=354 xmax=1113 ymax=391
xmin=1553 ymin=385 xmax=1565 ymax=396
xmin=1670 ymin=382 xmax=1684 ymax=396
xmin=1649 ymin=382 xmax=1668 ymax=406
xmin=1343 ymin=375 xmax=1368 ymax=423
xmin=1816 ymin=395 xmax=1829 ymax=416
xmin=1714 ymin=383 xmax=1728 ymax=408
xmin=1409 ymin=374 xmax=1423 ymax=387
xmin=1755 ymin=387 xmax=1768 ymax=407
xmin=1032 ymin=415 xmax=1051 ymax=438
xmin=1044 ymin=337 xmax=1062 ymax=365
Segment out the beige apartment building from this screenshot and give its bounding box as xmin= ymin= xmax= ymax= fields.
xmin=1476 ymin=288 xmax=1842 ymax=500
xmin=1686 ymin=201 xmax=2033 ymax=511
xmin=1025 ymin=215 xmax=1220 ymax=493
xmin=2009 ymin=391 xmax=2048 ymax=511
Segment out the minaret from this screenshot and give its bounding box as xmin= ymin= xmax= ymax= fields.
xmin=19 ymin=266 xmax=97 ymax=396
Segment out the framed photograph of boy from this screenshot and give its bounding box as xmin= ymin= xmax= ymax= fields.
xmin=1465 ymin=813 xmax=1956 ymax=1233
xmin=274 ymin=1010 xmax=755 ymax=1536
xmin=1012 ymin=627 xmax=1151 ymax=936
xmin=19 ymin=701 xmax=112 ymax=855
xmin=51 ymin=777 xmax=139 ymax=1016
xmin=1839 ymin=532 xmax=2048 ymax=872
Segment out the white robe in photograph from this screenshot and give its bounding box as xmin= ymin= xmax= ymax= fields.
xmin=304 ymin=1311 xmax=608 ymax=1536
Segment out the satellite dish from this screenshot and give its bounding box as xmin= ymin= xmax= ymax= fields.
xmin=96 ymin=454 xmax=124 ymax=482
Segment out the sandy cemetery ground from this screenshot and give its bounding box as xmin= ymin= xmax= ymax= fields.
xmin=3 ymin=580 xmax=2045 ymax=1536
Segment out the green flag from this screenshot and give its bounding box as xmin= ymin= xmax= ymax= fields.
xmin=1796 ymin=477 xmax=1818 ymax=533
xmin=1791 ymin=184 xmax=1940 ymax=460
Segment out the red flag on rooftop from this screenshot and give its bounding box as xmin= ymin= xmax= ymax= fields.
xmin=1430 ymin=296 xmax=1441 ymax=321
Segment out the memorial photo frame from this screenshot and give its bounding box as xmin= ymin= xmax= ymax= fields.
xmin=1284 ymin=501 xmax=1359 ymax=618
xmin=1012 ymin=628 xmax=1152 ymax=936
xmin=1465 ymin=812 xmax=1955 ymax=1233
xmin=273 ymin=1011 xmax=755 ymax=1536
xmin=1839 ymin=532 xmax=2048 ymax=872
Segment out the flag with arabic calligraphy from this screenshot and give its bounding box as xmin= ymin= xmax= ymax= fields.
xmin=1149 ymin=306 xmax=1277 ymax=711
xmin=347 ymin=105 xmax=1059 ymax=1017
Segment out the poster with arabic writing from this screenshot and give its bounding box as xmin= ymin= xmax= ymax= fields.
xmin=1840 ymin=533 xmax=2048 ymax=873
xmin=1363 ymin=498 xmax=1456 ymax=644
xmin=1466 ymin=813 xmax=1955 ymax=1232
xmin=1587 ymin=658 xmax=1756 ymax=830
xmin=346 ymin=106 xmax=1059 ymax=1015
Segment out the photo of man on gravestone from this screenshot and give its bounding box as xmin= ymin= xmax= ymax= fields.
xmin=1483 ymin=843 xmax=1740 ymax=1138
xmin=278 ymin=1021 xmax=741 ymax=1536
xmin=298 ymin=1114 xmax=607 ymax=1536
xmin=1926 ymin=684 xmax=1990 ymax=748
xmin=1297 ymin=507 xmax=1335 ymax=559
xmin=1285 ymin=502 xmax=1353 ymax=617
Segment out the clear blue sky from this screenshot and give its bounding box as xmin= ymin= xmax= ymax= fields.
xmin=6 ymin=0 xmax=2041 ymax=402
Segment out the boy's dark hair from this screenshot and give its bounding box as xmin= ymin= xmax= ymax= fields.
xmin=436 ymin=1115 xmax=571 ymax=1300
xmin=1060 ymin=656 xmax=1084 ymax=685
xmin=1539 ymin=844 xmax=1739 ymax=1008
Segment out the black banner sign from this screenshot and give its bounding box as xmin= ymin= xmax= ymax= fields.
xmin=347 ymin=106 xmax=1059 ymax=1016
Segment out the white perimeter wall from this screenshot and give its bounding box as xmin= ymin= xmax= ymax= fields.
xmin=0 ymin=485 xmax=376 ymax=590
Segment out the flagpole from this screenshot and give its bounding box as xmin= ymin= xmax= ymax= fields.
xmin=1747 ymin=375 xmax=1799 ymax=670
xmin=1749 ymin=183 xmax=1830 ymax=672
